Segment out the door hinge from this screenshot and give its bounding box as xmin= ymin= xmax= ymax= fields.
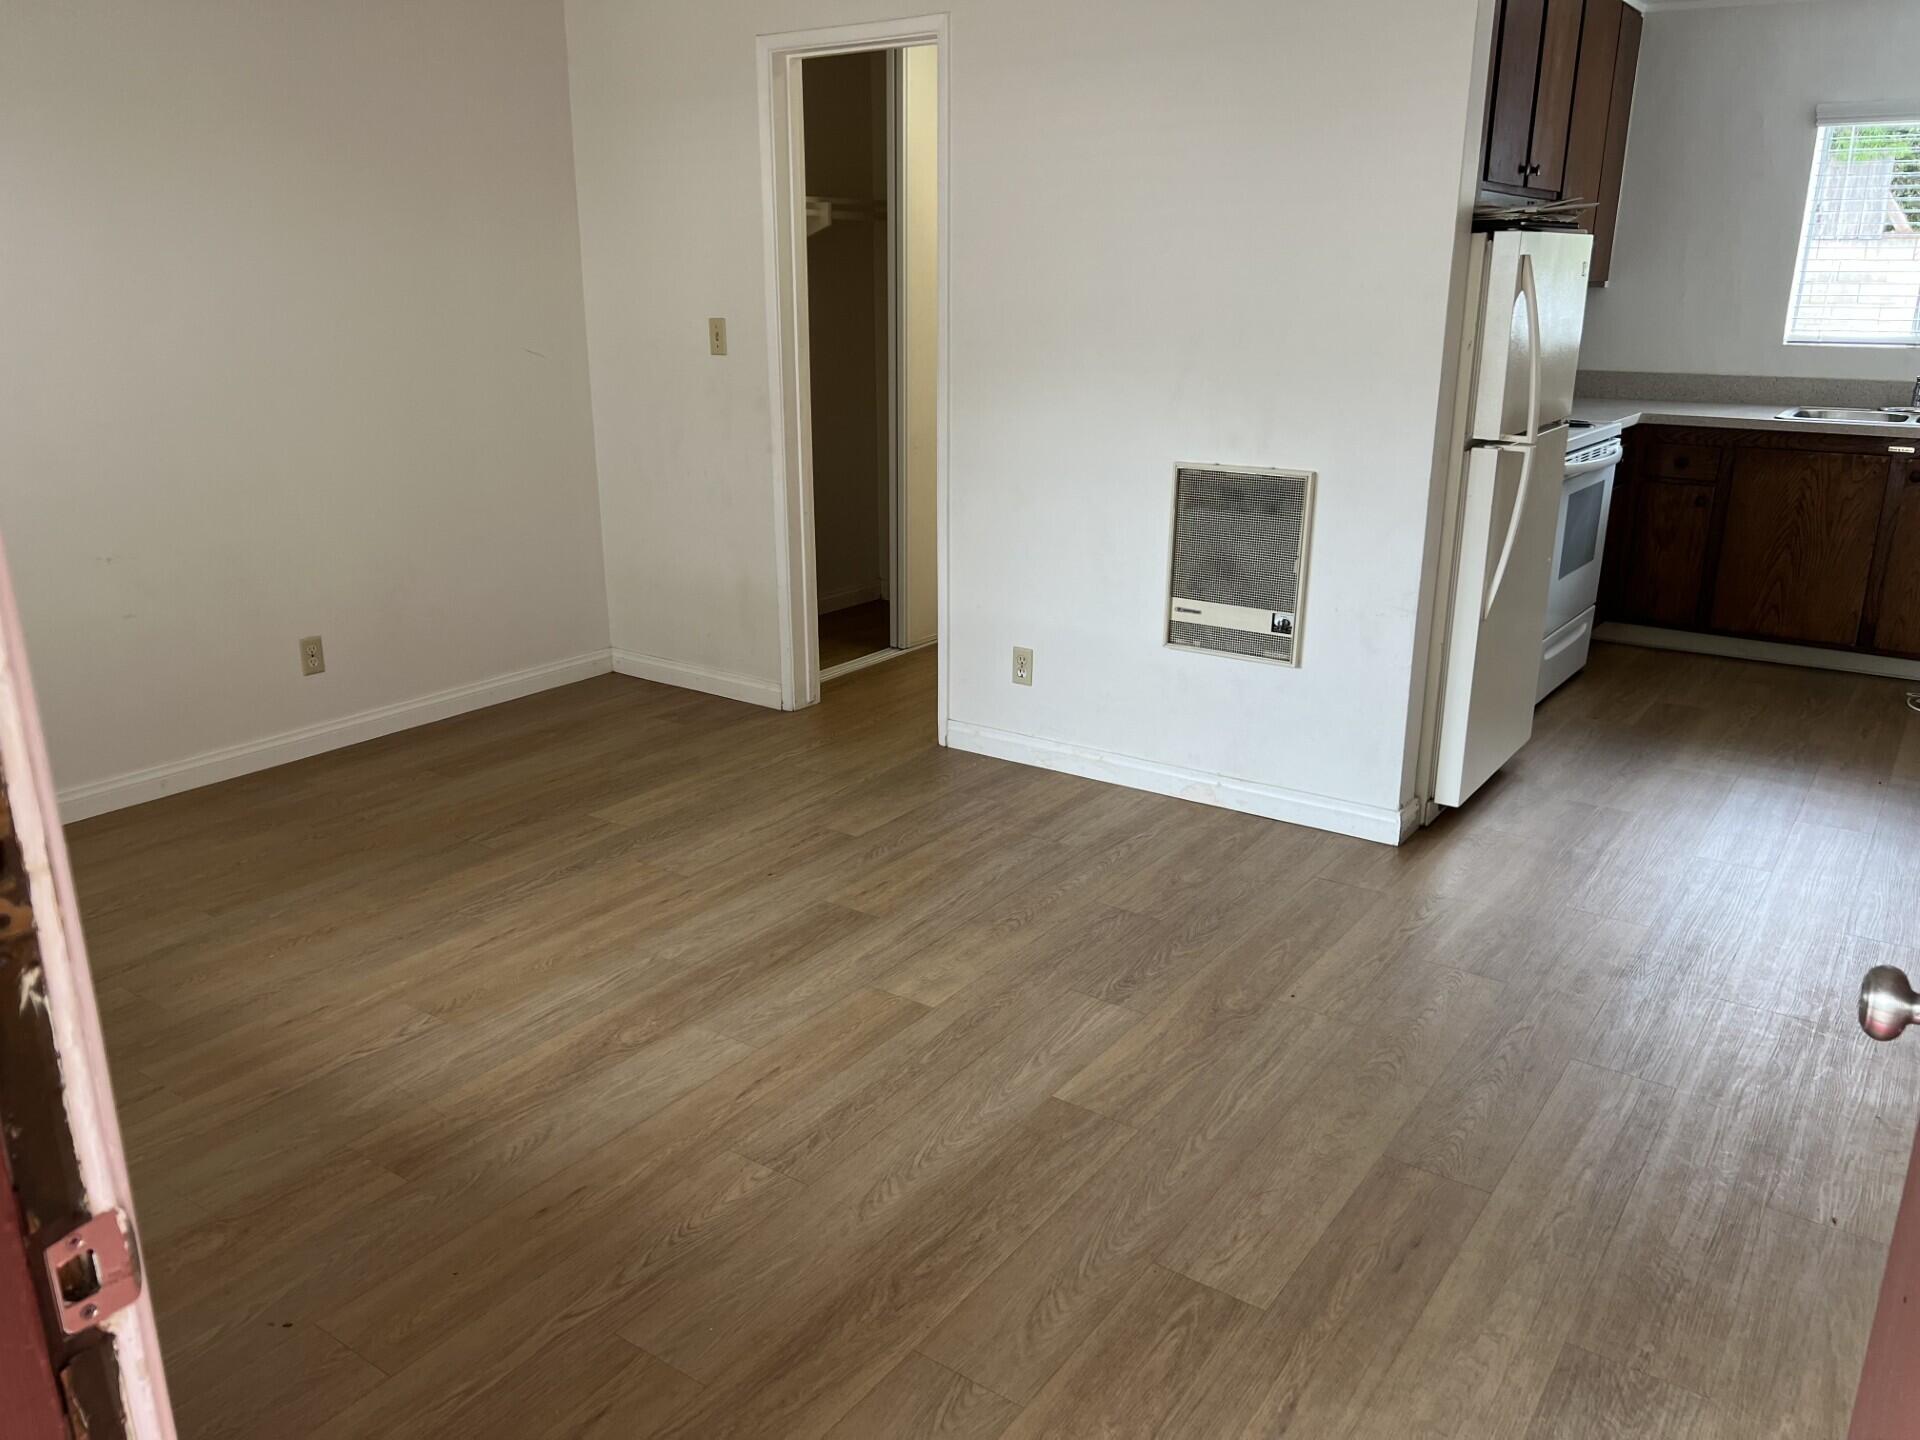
xmin=42 ymin=1211 xmax=140 ymax=1334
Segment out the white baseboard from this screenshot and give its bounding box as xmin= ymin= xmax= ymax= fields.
xmin=819 ymin=582 xmax=882 ymax=615
xmin=944 ymin=720 xmax=1410 ymax=846
xmin=1595 ymin=624 xmax=1920 ymax=682
xmin=611 ymin=649 xmax=784 ymax=709
xmin=59 ymin=649 xmax=615 ymax=823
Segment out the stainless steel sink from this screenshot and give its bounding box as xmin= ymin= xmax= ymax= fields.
xmin=1776 ymin=406 xmax=1916 ymax=424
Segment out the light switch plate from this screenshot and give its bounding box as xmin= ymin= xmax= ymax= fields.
xmin=708 ymin=317 xmax=728 ymax=356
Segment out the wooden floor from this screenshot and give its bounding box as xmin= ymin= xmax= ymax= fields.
xmin=819 ymin=599 xmax=891 ymax=669
xmin=68 ymin=642 xmax=1920 ymax=1439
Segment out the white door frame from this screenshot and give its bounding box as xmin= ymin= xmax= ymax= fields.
xmin=884 ymin=48 xmax=907 ymax=653
xmin=756 ymin=14 xmax=949 ymax=727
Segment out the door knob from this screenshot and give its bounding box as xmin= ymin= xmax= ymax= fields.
xmin=1860 ymin=965 xmax=1920 ymax=1041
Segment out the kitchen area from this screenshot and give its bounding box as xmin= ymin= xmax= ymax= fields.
xmin=1419 ymin=14 xmax=1920 ymax=1420
xmin=1444 ymin=0 xmax=1920 ymax=762
xmin=1571 ymin=395 xmax=1920 ymax=681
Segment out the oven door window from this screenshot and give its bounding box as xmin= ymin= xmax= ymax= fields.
xmin=1559 ymin=478 xmax=1605 ymax=579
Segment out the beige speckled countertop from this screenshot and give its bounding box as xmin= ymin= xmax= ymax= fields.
xmin=1570 ymin=398 xmax=1920 ymax=446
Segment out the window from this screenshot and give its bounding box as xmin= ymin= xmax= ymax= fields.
xmin=1786 ymin=111 xmax=1920 ymax=347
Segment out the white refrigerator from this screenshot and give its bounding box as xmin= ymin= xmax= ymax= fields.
xmin=1432 ymin=228 xmax=1593 ymax=808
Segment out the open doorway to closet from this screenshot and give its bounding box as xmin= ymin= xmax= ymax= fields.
xmin=788 ymin=40 xmax=940 ymax=687
xmin=802 ymin=39 xmax=936 ymax=683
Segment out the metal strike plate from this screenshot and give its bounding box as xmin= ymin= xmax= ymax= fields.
xmin=43 ymin=1211 xmax=140 ymax=1334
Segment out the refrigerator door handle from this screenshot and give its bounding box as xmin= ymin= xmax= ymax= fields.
xmin=1481 ymin=443 xmax=1535 ymax=622
xmin=1520 ymin=252 xmax=1543 ymax=445
xmin=1481 ymin=254 xmax=1545 ymax=621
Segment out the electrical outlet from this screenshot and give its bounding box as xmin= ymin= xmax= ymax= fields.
xmin=1012 ymin=647 xmax=1033 ymax=686
xmin=299 ymin=635 xmax=325 ymax=677
xmin=708 ymin=317 xmax=728 ymax=356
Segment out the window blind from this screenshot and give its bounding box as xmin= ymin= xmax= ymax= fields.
xmin=1786 ymin=118 xmax=1920 ymax=346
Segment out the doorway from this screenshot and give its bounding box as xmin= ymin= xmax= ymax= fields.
xmin=803 ymin=50 xmax=893 ymax=674
xmin=761 ymin=19 xmax=946 ymax=714
xmin=803 ymin=45 xmax=939 ymax=683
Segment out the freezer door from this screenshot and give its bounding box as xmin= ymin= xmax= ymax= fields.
xmin=1469 ymin=231 xmax=1593 ymax=443
xmin=1435 ymin=429 xmax=1569 ymax=807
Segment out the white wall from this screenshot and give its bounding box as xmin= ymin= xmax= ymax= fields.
xmin=566 ymin=0 xmax=1489 ymax=840
xmin=1582 ymin=0 xmax=1920 ymax=381
xmin=1 ymin=0 xmax=611 ymax=813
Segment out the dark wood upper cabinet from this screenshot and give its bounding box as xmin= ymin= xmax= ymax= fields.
xmin=1707 ymin=448 xmax=1888 ymax=647
xmin=1865 ymin=459 xmax=1920 ymax=657
xmin=1527 ymin=0 xmax=1586 ymax=192
xmin=1484 ymin=0 xmax=1551 ymax=191
xmin=1483 ymin=0 xmax=1586 ymax=194
xmin=1481 ymin=0 xmax=1641 ymax=280
xmin=1561 ymin=0 xmax=1621 ymax=222
xmin=1589 ymin=2 xmax=1641 ymax=283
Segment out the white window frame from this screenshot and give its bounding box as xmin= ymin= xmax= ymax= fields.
xmin=1784 ymin=102 xmax=1920 ymax=349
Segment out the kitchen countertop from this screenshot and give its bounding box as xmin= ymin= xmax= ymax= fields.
xmin=1570 ymin=398 xmax=1920 ymax=446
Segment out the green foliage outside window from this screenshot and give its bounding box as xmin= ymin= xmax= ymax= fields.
xmin=1827 ymin=123 xmax=1920 ymax=229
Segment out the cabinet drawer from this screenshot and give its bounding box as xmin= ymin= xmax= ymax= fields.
xmin=1643 ymin=441 xmax=1719 ymax=481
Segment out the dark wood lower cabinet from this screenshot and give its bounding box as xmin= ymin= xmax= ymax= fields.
xmin=1603 ymin=425 xmax=1920 ymax=660
xmin=1707 ymin=448 xmax=1887 ymax=646
xmin=1865 ymin=459 xmax=1920 ymax=656
xmin=1620 ymin=480 xmax=1715 ymax=627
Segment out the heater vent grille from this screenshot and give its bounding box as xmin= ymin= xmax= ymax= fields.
xmin=1167 ymin=464 xmax=1314 ymax=667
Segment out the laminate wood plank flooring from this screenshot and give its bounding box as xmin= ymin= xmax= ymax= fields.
xmin=66 ymin=642 xmax=1920 ymax=1437
xmin=819 ymin=599 xmax=894 ymax=670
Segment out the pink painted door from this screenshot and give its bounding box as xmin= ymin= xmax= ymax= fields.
xmin=1853 ymin=1122 xmax=1920 ymax=1437
xmin=0 ymin=1137 xmax=67 ymax=1440
xmin=1852 ymin=967 xmax=1920 ymax=1438
xmin=0 ymin=533 xmax=175 ymax=1438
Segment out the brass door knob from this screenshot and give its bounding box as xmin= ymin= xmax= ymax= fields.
xmin=1860 ymin=966 xmax=1920 ymax=1041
